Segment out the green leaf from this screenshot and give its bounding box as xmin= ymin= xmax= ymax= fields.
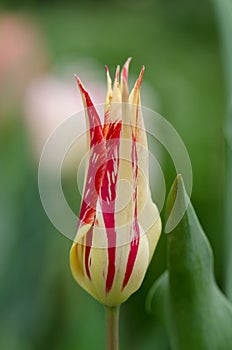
xmin=147 ymin=175 xmax=232 ymax=350
xmin=212 ymin=0 xmax=232 ymax=303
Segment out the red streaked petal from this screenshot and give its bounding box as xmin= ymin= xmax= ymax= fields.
xmin=122 ymin=132 xmax=140 ymax=289
xmin=104 ymin=66 xmax=112 ymax=131
xmin=75 ymin=75 xmax=103 ymax=147
xmin=105 ymin=246 xmax=116 ymax=293
xmin=129 ymin=65 xmax=145 ymax=133
xmin=75 ymin=76 xmax=107 ymax=228
xmin=100 ymin=121 xmax=122 ymax=293
xmin=122 ymin=227 xmax=140 ymax=289
xmin=103 ymin=65 xmax=122 ymax=137
xmin=120 ymin=57 xmax=132 ymax=85
xmin=78 ymin=143 xmax=106 ymax=227
xmin=120 ymin=60 xmax=131 ymax=122
xmin=134 ymin=65 xmax=145 ymax=91
xmin=114 ymin=65 xmax=120 ymax=86
xmin=101 ymin=121 xmax=122 ymax=218
xmin=84 ymin=225 xmax=94 ymax=280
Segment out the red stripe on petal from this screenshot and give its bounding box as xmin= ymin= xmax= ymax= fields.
xmin=106 ymin=246 xmax=116 ymax=293
xmin=114 ymin=65 xmax=120 ymax=84
xmin=75 ymin=75 xmax=103 ymax=147
xmin=134 ymin=66 xmax=145 ymax=91
xmin=85 ymin=225 xmax=94 ymax=280
xmin=122 ymin=133 xmax=141 ymax=289
xmin=122 ymin=225 xmax=140 ymax=289
xmin=75 ymin=76 xmax=107 ymax=228
xmin=100 ymin=121 xmax=122 ymax=293
xmin=121 ymin=57 xmax=132 ymax=84
xmin=75 ymin=75 xmax=95 ymax=109
xmin=78 ymin=141 xmax=106 ymax=228
xmin=100 ymin=121 xmax=121 ymax=223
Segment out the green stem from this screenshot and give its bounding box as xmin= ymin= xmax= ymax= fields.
xmin=105 ymin=306 xmax=120 ymax=350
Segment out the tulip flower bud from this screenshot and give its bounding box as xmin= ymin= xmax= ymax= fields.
xmin=70 ymin=58 xmax=161 ymax=306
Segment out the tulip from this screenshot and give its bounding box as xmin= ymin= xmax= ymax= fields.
xmin=70 ymin=58 xmax=161 ymax=308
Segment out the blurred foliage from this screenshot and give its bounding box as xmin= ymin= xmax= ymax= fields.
xmin=0 ymin=0 xmax=230 ymax=349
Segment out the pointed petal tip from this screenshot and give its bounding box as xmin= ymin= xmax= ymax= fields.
xmin=135 ymin=65 xmax=145 ymax=90
xmin=124 ymin=57 xmax=132 ymax=69
xmin=105 ymin=65 xmax=112 ymax=81
xmin=74 ymin=74 xmax=85 ymax=91
xmin=121 ymin=57 xmax=132 ymax=83
xmin=74 ymin=75 xmax=94 ymax=110
xmin=105 ymin=66 xmax=112 ymax=105
xmin=74 ymin=73 xmax=80 ymax=83
xmin=125 ymin=57 xmax=132 ymax=68
xmin=141 ymin=65 xmax=145 ymax=75
xmin=114 ymin=65 xmax=120 ymax=82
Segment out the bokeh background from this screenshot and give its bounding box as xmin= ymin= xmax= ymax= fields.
xmin=0 ymin=0 xmax=230 ymax=349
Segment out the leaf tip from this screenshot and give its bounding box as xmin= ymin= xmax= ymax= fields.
xmin=165 ymin=174 xmax=189 ymax=233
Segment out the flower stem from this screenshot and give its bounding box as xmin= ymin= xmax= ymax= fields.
xmin=105 ymin=306 xmax=120 ymax=350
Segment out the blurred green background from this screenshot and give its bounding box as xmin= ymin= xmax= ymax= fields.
xmin=0 ymin=0 xmax=229 ymax=349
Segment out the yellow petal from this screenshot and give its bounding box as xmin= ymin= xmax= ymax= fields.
xmin=70 ymin=241 xmax=100 ymax=300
